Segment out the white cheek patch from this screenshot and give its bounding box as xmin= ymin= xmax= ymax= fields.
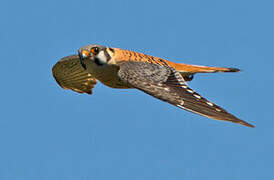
xmin=96 ymin=51 xmax=107 ymax=63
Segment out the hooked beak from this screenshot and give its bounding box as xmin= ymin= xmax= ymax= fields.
xmin=78 ymin=51 xmax=87 ymax=70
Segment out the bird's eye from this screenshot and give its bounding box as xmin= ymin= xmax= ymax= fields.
xmin=90 ymin=47 xmax=99 ymax=55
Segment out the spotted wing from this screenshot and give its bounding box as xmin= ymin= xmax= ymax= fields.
xmin=118 ymin=61 xmax=254 ymax=127
xmin=52 ymin=55 xmax=97 ymax=94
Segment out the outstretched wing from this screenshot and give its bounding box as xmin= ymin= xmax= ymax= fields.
xmin=52 ymin=55 xmax=97 ymax=94
xmin=118 ymin=61 xmax=254 ymax=128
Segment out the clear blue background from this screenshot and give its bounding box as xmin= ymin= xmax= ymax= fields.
xmin=0 ymin=0 xmax=273 ymax=179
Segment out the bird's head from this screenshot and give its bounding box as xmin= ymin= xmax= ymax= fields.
xmin=78 ymin=44 xmax=112 ymax=69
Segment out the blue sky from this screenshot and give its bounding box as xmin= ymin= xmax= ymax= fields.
xmin=0 ymin=0 xmax=273 ymax=179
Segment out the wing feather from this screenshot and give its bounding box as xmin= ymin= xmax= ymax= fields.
xmin=118 ymin=61 xmax=254 ymax=128
xmin=52 ymin=55 xmax=97 ymax=94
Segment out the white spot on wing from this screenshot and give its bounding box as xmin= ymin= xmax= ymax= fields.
xmin=177 ymin=105 xmax=183 ymax=109
xmin=194 ymin=94 xmax=201 ymax=99
xmin=187 ymin=89 xmax=194 ymax=93
xmin=206 ymin=102 xmax=214 ymax=106
xmin=177 ymin=101 xmax=185 ymax=108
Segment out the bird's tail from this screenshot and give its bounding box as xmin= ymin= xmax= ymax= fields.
xmin=165 ymin=61 xmax=240 ymax=74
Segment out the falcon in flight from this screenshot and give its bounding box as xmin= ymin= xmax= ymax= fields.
xmin=52 ymin=44 xmax=254 ymax=128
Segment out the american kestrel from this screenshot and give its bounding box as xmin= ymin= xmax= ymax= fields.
xmin=52 ymin=44 xmax=254 ymax=128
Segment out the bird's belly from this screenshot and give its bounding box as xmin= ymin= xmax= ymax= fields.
xmin=87 ymin=63 xmax=131 ymax=89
